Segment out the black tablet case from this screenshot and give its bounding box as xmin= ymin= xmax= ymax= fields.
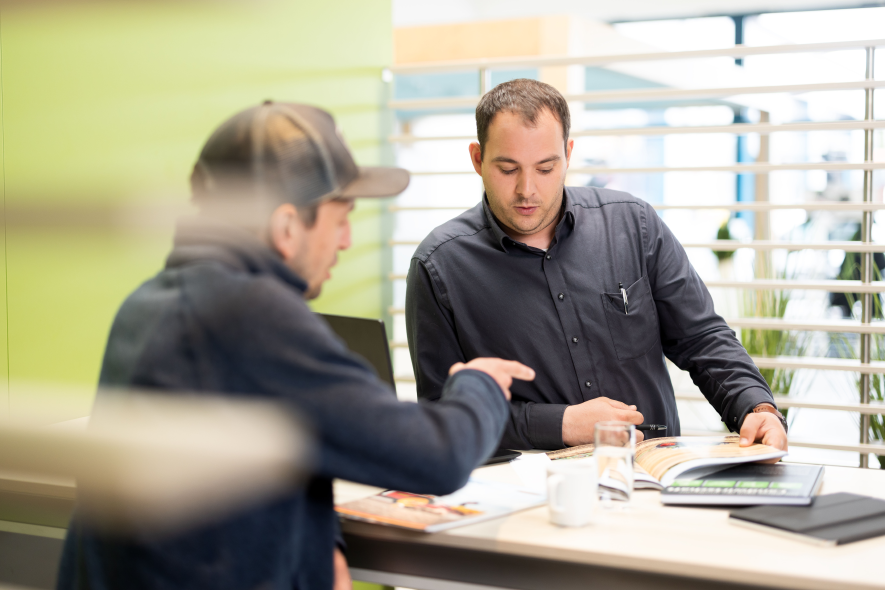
xmin=730 ymin=492 xmax=885 ymax=545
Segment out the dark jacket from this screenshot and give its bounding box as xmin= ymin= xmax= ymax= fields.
xmin=407 ymin=187 xmax=775 ymax=450
xmin=58 ymin=217 xmax=508 ymax=590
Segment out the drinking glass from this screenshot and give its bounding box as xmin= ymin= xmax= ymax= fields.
xmin=594 ymin=421 xmax=636 ymax=508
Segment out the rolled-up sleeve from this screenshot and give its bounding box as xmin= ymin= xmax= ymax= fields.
xmin=643 ymin=204 xmax=777 ymax=431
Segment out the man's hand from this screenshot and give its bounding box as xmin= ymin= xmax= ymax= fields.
xmin=333 ymin=547 xmax=351 ymax=590
xmin=449 ymin=358 xmax=536 ymax=401
xmin=739 ymin=412 xmax=788 ymax=462
xmin=562 ymin=397 xmax=645 ymax=447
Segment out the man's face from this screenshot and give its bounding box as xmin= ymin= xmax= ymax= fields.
xmin=281 ymin=199 xmax=354 ymax=299
xmin=469 ymin=109 xmax=572 ymax=243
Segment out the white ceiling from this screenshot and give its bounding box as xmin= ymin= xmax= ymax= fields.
xmin=393 ymin=0 xmax=882 ymax=27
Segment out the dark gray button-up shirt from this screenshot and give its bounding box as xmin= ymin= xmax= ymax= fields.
xmin=406 ymin=186 xmax=776 ymax=450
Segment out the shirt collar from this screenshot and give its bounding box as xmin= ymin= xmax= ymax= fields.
xmin=481 ymin=190 xmax=575 ymax=253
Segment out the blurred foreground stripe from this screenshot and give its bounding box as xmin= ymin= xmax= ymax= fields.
xmin=0 ymin=390 xmax=314 ymax=536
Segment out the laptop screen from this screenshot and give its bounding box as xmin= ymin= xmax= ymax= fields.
xmin=319 ymin=314 xmax=395 ymax=389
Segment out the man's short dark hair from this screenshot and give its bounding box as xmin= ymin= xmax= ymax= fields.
xmin=475 ymin=78 xmax=570 ymax=158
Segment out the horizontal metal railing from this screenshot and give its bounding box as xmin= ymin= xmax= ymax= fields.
xmin=386 ymin=277 xmax=885 ymax=292
xmin=752 ymin=356 xmax=885 ymax=374
xmin=390 ymin=203 xmax=885 ymax=212
xmin=390 ymin=119 xmax=885 ymax=143
xmin=389 ymin=309 xmax=885 ymax=334
xmin=672 ymin=241 xmax=885 ymax=252
xmin=675 ymin=391 xmax=885 ymax=415
xmin=393 ymin=381 xmax=885 ymax=416
xmin=388 ymin=337 xmax=885 ymax=373
xmin=704 ymin=280 xmax=885 ymax=293
xmin=409 ymin=161 xmax=885 ymax=176
xmin=726 ymin=318 xmax=885 ymax=334
xmin=679 ymin=428 xmax=885 ymax=455
xmin=391 ymin=80 xmax=885 ymax=111
xmin=389 ymin=238 xmax=885 ymax=252
xmin=390 ymin=38 xmax=885 ymax=75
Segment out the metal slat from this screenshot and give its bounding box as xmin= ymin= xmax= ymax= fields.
xmin=675 ymin=392 xmax=885 ymax=415
xmin=387 ymin=280 xmax=885 ymax=292
xmin=679 ymin=430 xmax=885 ymax=455
xmin=390 ymin=38 xmax=885 ymax=75
xmin=408 ymin=161 xmax=885 ymax=176
xmin=655 ymin=203 xmax=885 ymax=211
xmin=705 ymin=280 xmax=885 ymax=293
xmin=390 ymin=239 xmax=885 ymax=251
xmin=568 ymin=162 xmax=885 ymax=174
xmin=387 ymin=276 xmax=885 ymax=292
xmin=386 ymin=343 xmax=885 ymax=374
xmin=725 ymin=318 xmax=885 ymax=334
xmin=394 ymin=383 xmax=885 ymax=414
xmin=681 ymin=241 xmax=885 ymax=252
xmin=389 ymin=119 xmax=885 ymax=143
xmin=394 ymin=386 xmax=885 ymax=413
xmin=389 ymin=203 xmax=885 ymax=212
xmin=390 ymin=80 xmax=885 ymax=111
xmin=751 ymin=356 xmax=885 ymax=374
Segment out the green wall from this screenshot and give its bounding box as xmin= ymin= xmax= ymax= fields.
xmin=0 ymin=0 xmax=393 ymax=424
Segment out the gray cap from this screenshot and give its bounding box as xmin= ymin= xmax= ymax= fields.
xmin=193 ymin=101 xmax=409 ymax=207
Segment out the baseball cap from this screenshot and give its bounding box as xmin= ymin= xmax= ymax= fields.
xmin=193 ymin=101 xmax=409 ymax=207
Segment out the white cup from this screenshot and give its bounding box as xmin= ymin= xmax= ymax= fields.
xmin=546 ymin=458 xmax=597 ymax=527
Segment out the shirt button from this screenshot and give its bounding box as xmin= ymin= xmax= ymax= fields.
xmin=558 ymin=293 xmax=564 ymax=300
xmin=585 ymin=381 xmax=592 ymax=388
xmin=546 ymin=255 xmax=551 ymax=260
xmin=572 ymin=337 xmax=578 ymax=343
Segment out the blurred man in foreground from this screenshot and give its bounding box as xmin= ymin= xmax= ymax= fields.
xmin=406 ymin=79 xmax=788 ymax=453
xmin=58 ymin=101 xmax=534 ymax=590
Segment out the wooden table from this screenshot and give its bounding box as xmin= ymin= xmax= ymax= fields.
xmin=335 ymin=463 xmax=885 ymax=590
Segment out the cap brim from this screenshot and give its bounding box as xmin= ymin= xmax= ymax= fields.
xmin=340 ymin=166 xmax=410 ymax=199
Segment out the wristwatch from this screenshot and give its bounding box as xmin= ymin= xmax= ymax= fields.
xmin=752 ymin=403 xmax=788 ymax=434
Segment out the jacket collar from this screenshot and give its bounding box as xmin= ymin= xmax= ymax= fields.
xmin=165 ymin=215 xmax=308 ymax=294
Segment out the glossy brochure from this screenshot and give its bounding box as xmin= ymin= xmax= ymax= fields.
xmin=336 ymin=478 xmax=546 ymax=533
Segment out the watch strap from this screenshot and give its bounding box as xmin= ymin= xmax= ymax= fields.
xmin=752 ymin=403 xmax=788 ymax=434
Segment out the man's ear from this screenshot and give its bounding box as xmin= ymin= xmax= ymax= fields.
xmin=565 ymin=139 xmax=574 ymax=167
xmin=268 ymin=203 xmax=300 ymax=261
xmin=468 ymin=142 xmax=483 ymax=176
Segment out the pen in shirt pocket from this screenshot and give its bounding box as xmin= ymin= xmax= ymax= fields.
xmin=618 ymin=282 xmax=629 ymax=315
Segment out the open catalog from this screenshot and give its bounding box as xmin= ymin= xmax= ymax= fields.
xmin=547 ymin=435 xmax=786 ymax=499
xmin=335 ymin=479 xmax=545 ymax=533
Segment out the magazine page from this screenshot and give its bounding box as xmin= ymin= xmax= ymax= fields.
xmin=633 ymin=462 xmax=664 ymax=491
xmin=336 ymin=478 xmax=545 ymax=533
xmin=546 ymin=445 xmax=662 ymax=491
xmin=547 ymin=444 xmax=593 ymax=461
xmin=635 ymin=435 xmax=786 ymax=487
xmin=547 ymin=435 xmax=785 ymax=489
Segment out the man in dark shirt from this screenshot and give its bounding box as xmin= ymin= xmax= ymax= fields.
xmin=406 ymin=79 xmax=788 ymax=452
xmin=58 ymin=101 xmax=534 ymax=590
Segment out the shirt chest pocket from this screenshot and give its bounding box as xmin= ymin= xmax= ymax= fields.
xmin=600 ymin=275 xmax=660 ymax=361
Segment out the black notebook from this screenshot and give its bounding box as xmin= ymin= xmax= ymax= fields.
xmin=729 ymin=492 xmax=885 ymax=546
xmin=661 ymin=463 xmax=824 ymax=506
